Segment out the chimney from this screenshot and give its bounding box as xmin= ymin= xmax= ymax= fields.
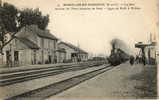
xmin=150 ymin=33 xmax=152 ymax=43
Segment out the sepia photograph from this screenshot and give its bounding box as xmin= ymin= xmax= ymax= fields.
xmin=0 ymin=0 xmax=158 ymax=100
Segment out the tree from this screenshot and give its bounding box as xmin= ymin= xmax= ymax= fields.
xmin=1 ymin=3 xmax=19 ymax=32
xmin=17 ymin=8 xmax=49 ymax=30
xmin=0 ymin=2 xmax=50 ymax=55
xmin=0 ymin=2 xmax=19 ymax=54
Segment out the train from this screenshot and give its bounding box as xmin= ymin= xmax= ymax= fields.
xmin=107 ymin=48 xmax=130 ymax=66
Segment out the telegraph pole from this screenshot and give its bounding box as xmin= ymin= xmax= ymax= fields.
xmin=0 ymin=0 xmax=1 ymax=6
xmin=0 ymin=0 xmax=3 ymax=7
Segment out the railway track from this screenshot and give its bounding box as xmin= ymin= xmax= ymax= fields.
xmin=0 ymin=61 xmax=105 ymax=86
xmin=0 ymin=61 xmax=102 ymax=74
xmin=7 ymin=64 xmax=112 ymax=100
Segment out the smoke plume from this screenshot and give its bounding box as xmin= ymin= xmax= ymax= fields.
xmin=110 ymin=38 xmax=132 ymax=55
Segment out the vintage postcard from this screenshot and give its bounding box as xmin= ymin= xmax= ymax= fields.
xmin=0 ymin=0 xmax=158 ymax=100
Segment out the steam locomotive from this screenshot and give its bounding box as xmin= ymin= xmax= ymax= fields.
xmin=107 ymin=48 xmax=130 ymax=66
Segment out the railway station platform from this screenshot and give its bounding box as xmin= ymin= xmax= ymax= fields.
xmin=47 ymin=62 xmax=157 ymax=99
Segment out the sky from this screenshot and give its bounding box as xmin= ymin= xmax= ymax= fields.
xmin=3 ymin=0 xmax=159 ymax=56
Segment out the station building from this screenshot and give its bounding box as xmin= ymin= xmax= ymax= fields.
xmin=58 ymin=42 xmax=88 ymax=62
xmin=56 ymin=48 xmax=66 ymax=63
xmin=0 ymin=25 xmax=58 ymax=67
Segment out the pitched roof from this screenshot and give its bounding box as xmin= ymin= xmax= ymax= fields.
xmin=18 ymin=25 xmax=58 ymax=40
xmin=37 ymin=30 xmax=58 ymax=40
xmin=16 ymin=37 xmax=40 ymax=49
xmin=59 ymin=42 xmax=88 ymax=54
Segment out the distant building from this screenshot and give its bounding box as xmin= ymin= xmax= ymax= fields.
xmin=56 ymin=48 xmax=66 ymax=63
xmin=0 ymin=25 xmax=58 ymax=66
xmin=58 ymin=42 xmax=88 ymax=62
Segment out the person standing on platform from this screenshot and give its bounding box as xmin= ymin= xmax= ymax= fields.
xmin=130 ymin=56 xmax=135 ymax=65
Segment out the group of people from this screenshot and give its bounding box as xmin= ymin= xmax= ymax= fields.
xmin=129 ymin=55 xmax=146 ymax=66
